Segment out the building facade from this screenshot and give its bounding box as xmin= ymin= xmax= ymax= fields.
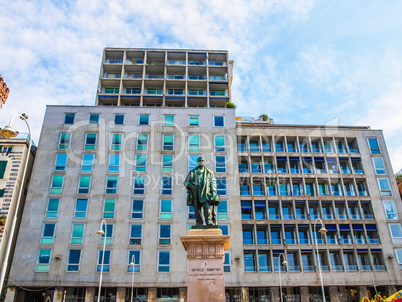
xmin=5 ymin=48 xmax=402 ymax=302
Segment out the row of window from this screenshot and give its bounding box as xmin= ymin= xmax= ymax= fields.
xmin=241 ymin=223 xmax=381 ymax=246
xmin=240 ymin=199 xmax=377 ymax=221
xmin=58 ymin=132 xmax=228 ymax=153
xmin=243 ymin=248 xmax=387 ymax=273
xmin=64 ymin=113 xmax=225 ymax=127
xmin=49 ymin=174 xmax=228 ymax=196
xmin=45 ymin=198 xmax=229 ymax=221
xmin=239 ymin=177 xmax=392 ymax=197
xmin=237 ymin=136 xmax=382 ymax=156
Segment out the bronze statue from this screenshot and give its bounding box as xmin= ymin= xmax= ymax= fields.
xmin=185 ymin=156 xmax=220 ymax=226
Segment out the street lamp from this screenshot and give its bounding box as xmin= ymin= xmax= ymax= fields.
xmin=129 ymin=254 xmax=136 ymax=302
xmin=278 ymin=253 xmax=287 ymax=302
xmin=0 ymin=114 xmax=32 ymax=300
xmin=96 ymin=220 xmax=107 ymax=302
xmin=314 ymin=218 xmax=327 ymax=302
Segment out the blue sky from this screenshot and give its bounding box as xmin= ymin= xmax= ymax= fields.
xmin=1 ymin=0 xmax=402 ymax=171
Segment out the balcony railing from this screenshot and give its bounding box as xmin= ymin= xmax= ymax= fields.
xmin=342 ymin=169 xmax=352 ymax=174
xmin=354 ymin=169 xmax=364 ymax=174
xmin=209 ymin=61 xmax=226 ymax=66
xmin=346 ymin=265 xmax=358 ymax=271
xmin=209 ymin=76 xmax=228 ymax=81
xmin=310 ymin=214 xmax=320 ymax=220
xmin=327 ymin=238 xmax=337 ymax=244
xmin=360 ymin=265 xmax=371 ymax=271
xmin=323 ymin=214 xmax=334 ymax=219
xmin=271 ymin=239 xmax=282 ymax=244
xmin=350 ymin=214 xmax=361 ymax=219
xmin=303 ymin=266 xmax=315 ymax=272
xmin=124 ymin=89 xmax=141 ymax=94
xmin=124 ymin=74 xmax=142 ymax=79
xmin=166 ymin=60 xmax=185 ymax=65
xmin=145 ymin=89 xmax=163 ymax=95
xmin=296 ymin=214 xmax=307 ymax=219
xmin=359 ymin=191 xmax=368 ymax=196
xmin=349 ymin=148 xmax=359 ymax=153
xmin=145 ymin=74 xmax=164 ymax=79
xmin=291 ymin=169 xmax=301 ymax=174
xmin=337 ymin=214 xmax=348 ymax=219
xmin=341 ymin=239 xmax=352 ymax=244
xmin=273 ymin=266 xmax=286 ymax=272
xmin=332 ymin=265 xmax=344 ymax=271
xmin=103 ymin=73 xmax=121 ymax=78
xmin=288 ymin=266 xmax=301 ymax=272
xmin=104 ymin=59 xmax=123 ymax=64
xmin=282 ymin=214 xmax=294 ymax=219
xmin=354 ymin=239 xmax=366 ymax=244
xmin=188 ymin=61 xmax=206 ymax=65
xmin=166 ymin=75 xmax=185 ymax=79
xmin=338 ymin=149 xmax=347 ymax=153
xmin=364 ymin=214 xmax=375 ymax=219
xmin=245 ymin=265 xmax=257 ymax=272
xmin=188 ymin=75 xmax=207 ymax=80
xmin=167 ymin=90 xmax=184 ymax=95
xmin=374 ymin=265 xmax=386 ymax=271
xmin=124 ymin=59 xmax=144 ymax=64
xmin=209 ymin=91 xmax=227 ymax=96
xmin=303 ymin=168 xmax=313 ymax=173
xmin=259 ymin=265 xmax=272 ymax=272
xmin=300 ymin=148 xmax=310 ymax=152
xmin=316 ymin=169 xmax=327 ymax=174
xmin=368 ymin=238 xmax=380 ymax=244
xmin=189 ymin=90 xmax=207 ymax=96
xmin=269 ymin=214 xmax=281 ymax=220
xmin=101 ymin=88 xmax=119 ymax=94
xmin=299 ymin=239 xmax=311 ymax=244
xmin=321 ymin=265 xmax=330 ymax=271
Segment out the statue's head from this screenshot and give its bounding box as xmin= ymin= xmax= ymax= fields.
xmin=197 ymin=156 xmax=205 ymax=168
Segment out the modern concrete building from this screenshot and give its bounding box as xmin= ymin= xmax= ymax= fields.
xmin=5 ymin=48 xmax=402 ymax=302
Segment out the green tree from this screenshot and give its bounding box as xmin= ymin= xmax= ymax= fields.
xmin=225 ymin=102 xmax=236 ymax=109
xmin=259 ymin=114 xmax=268 ymax=121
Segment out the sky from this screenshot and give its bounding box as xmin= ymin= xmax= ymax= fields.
xmin=1 ymin=0 xmax=402 ymax=171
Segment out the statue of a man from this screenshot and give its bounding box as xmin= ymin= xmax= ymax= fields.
xmin=184 ymin=156 xmax=220 ymax=226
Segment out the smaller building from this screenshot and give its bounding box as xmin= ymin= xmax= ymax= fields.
xmin=0 ymin=75 xmax=10 ymax=110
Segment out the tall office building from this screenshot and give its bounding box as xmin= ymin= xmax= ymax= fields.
xmin=6 ymin=48 xmax=402 ymax=302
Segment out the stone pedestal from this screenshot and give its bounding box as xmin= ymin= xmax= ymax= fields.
xmin=180 ymin=228 xmax=230 ymax=302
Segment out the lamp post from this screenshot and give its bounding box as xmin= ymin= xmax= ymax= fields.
xmin=129 ymin=254 xmax=136 ymax=302
xmin=0 ymin=114 xmax=32 ymax=299
xmin=96 ymin=220 xmax=107 ymax=302
xmin=278 ymin=253 xmax=288 ymax=302
xmin=314 ymin=218 xmax=327 ymax=302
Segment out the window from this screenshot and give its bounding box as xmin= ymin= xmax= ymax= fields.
xmin=137 ymin=134 xmax=148 ymax=150
xmin=75 ymin=199 xmax=88 ymax=218
xmin=214 ymin=116 xmax=224 ymax=127
xmin=161 ymin=176 xmax=172 ymax=195
xmin=139 ymin=115 xmax=149 ymax=125
xmin=111 ymin=133 xmax=123 ymax=150
xmin=135 ymin=154 xmax=147 ymax=171
xmin=133 ymin=177 xmax=145 ymax=195
xmin=84 ymin=133 xmax=97 ymax=150
xmin=0 ymin=146 xmax=12 ymax=153
xmin=389 ymin=224 xmax=402 ymax=241
xmin=64 ymin=113 xmax=75 ymax=124
xmin=217 ymin=177 xmax=227 ymax=195
xmin=383 ymin=200 xmax=398 ymax=220
xmin=214 ymin=135 xmax=225 ymax=152
xmin=164 ymin=115 xmax=174 ymax=126
xmin=50 ymin=175 xmax=64 ymax=193
xmin=0 ymin=189 xmax=4 ymax=198
xmin=189 ymin=116 xmax=199 ymax=126
xmin=81 ymin=154 xmax=94 ymax=171
xmin=71 ymin=224 xmax=84 ymax=244
xmin=189 ymin=135 xmax=199 ymax=151
xmin=97 ymin=250 xmax=111 ymax=272
xmin=219 ymin=225 xmax=229 ymax=235
xmin=160 ymin=200 xmax=172 ymax=219
xmin=215 ymin=155 xmax=226 ymax=173
xmin=103 ymin=199 xmax=116 ymax=218
xmin=89 ymin=113 xmax=99 ymax=124
xmin=106 ymin=176 xmax=118 ymax=194
xmin=395 ymin=249 xmax=402 ymax=270
xmin=158 ymin=250 xmax=170 ymax=272
xmin=36 ymin=249 xmax=51 ymax=272
xmin=373 ymin=158 xmax=386 ymax=175
xmin=114 ymin=114 xmax=125 ymax=125
xmin=46 ymin=198 xmax=59 ymax=218
xmin=217 ymin=200 xmax=228 ymax=219
xmin=224 ymin=251 xmax=230 ymax=272
xmin=108 ymin=154 xmax=120 ymax=172
xmin=130 ymin=224 xmax=142 ymax=244
xmin=128 ymin=250 xmax=141 ymax=272
xmin=188 ymin=155 xmax=200 ymax=171
xmin=368 ymin=138 xmax=381 ymax=154
xmin=132 ymin=200 xmax=144 ymax=218
xmin=159 ymin=225 xmax=171 ymax=245
xmin=162 ymin=155 xmax=173 ymax=172
xmin=78 ymin=175 xmax=91 ymax=194
xmin=100 ymin=224 xmax=114 ymax=244
xmin=163 ymin=134 xmax=174 ymax=151
xmin=59 ymin=133 xmax=72 ymax=149
xmin=378 ymin=179 xmax=392 ymax=196
xmin=55 ymin=153 xmax=68 ymax=171
xmin=0 ymin=161 xmax=7 ymax=179
xmin=41 ymin=223 xmax=55 ymax=244
xmin=67 ymin=250 xmax=81 ymax=272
